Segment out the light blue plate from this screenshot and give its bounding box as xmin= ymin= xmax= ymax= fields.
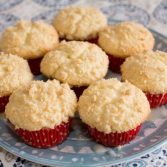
xmin=0 ymin=30 xmax=167 ymax=167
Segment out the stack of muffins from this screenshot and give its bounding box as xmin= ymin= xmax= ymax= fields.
xmin=0 ymin=6 xmax=165 ymax=148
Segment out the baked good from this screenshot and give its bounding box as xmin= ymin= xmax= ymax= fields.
xmin=98 ymin=21 xmax=154 ymax=72
xmin=40 ymin=41 xmax=109 ymax=97
xmin=78 ymin=78 xmax=151 ymax=146
xmin=0 ymin=20 xmax=59 ymax=75
xmin=53 ymin=7 xmax=107 ymax=41
xmin=121 ymin=50 xmax=167 ymax=108
xmin=5 ymin=80 xmax=77 ymax=148
xmin=0 ymin=52 xmax=33 ymax=113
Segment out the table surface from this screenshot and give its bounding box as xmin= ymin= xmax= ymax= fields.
xmin=0 ymin=0 xmax=167 ymax=166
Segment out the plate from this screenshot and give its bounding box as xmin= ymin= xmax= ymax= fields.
xmin=0 ymin=30 xmax=167 ymax=167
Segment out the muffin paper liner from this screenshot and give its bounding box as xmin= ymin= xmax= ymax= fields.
xmin=28 ymin=57 xmax=43 ymax=75
xmin=60 ymin=38 xmax=98 ymax=44
xmin=108 ymin=54 xmax=125 ymax=73
xmin=87 ymin=38 xmax=98 ymax=44
xmin=72 ymin=86 xmax=88 ymax=99
xmin=0 ymin=96 xmax=9 ymax=113
xmin=145 ymin=92 xmax=167 ymax=108
xmin=87 ymin=125 xmax=141 ymax=147
xmin=14 ymin=119 xmax=72 ymax=148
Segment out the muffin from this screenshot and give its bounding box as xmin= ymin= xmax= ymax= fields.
xmin=121 ymin=50 xmax=167 ymax=108
xmin=5 ymin=80 xmax=77 ymax=148
xmin=98 ymin=21 xmax=154 ymax=72
xmin=0 ymin=20 xmax=59 ymax=75
xmin=53 ymin=7 xmax=107 ymax=42
xmin=78 ymin=78 xmax=151 ymax=147
xmin=0 ymin=52 xmax=33 ymax=113
xmin=40 ymin=41 xmax=109 ymax=97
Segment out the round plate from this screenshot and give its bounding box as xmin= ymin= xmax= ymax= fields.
xmin=0 ymin=30 xmax=167 ymax=167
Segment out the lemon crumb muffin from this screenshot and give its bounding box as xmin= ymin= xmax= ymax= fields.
xmin=78 ymin=78 xmax=151 ymax=146
xmin=0 ymin=20 xmax=59 ymax=75
xmin=98 ymin=21 xmax=154 ymax=72
xmin=0 ymin=52 xmax=33 ymax=113
xmin=5 ymin=80 xmax=77 ymax=148
xmin=121 ymin=50 xmax=167 ymax=108
xmin=53 ymin=7 xmax=107 ymax=41
xmin=40 ymin=41 xmax=109 ymax=97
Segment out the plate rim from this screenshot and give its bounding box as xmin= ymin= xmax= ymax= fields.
xmin=0 ymin=29 xmax=167 ymax=167
xmin=0 ymin=118 xmax=167 ymax=167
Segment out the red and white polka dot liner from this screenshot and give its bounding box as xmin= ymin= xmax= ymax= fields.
xmin=87 ymin=125 xmax=141 ymax=147
xmin=108 ymin=54 xmax=125 ymax=73
xmin=72 ymin=86 xmax=88 ymax=99
xmin=15 ymin=119 xmax=72 ymax=148
xmin=28 ymin=57 xmax=43 ymax=75
xmin=0 ymin=96 xmax=9 ymax=113
xmin=145 ymin=92 xmax=167 ymax=108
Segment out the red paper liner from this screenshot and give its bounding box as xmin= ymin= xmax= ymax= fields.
xmin=72 ymin=86 xmax=88 ymax=99
xmin=0 ymin=96 xmax=9 ymax=113
xmin=87 ymin=38 xmax=98 ymax=44
xmin=108 ymin=54 xmax=125 ymax=73
xmin=60 ymin=38 xmax=98 ymax=44
xmin=145 ymin=92 xmax=167 ymax=108
xmin=15 ymin=119 xmax=72 ymax=148
xmin=28 ymin=57 xmax=43 ymax=75
xmin=87 ymin=125 xmax=141 ymax=147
